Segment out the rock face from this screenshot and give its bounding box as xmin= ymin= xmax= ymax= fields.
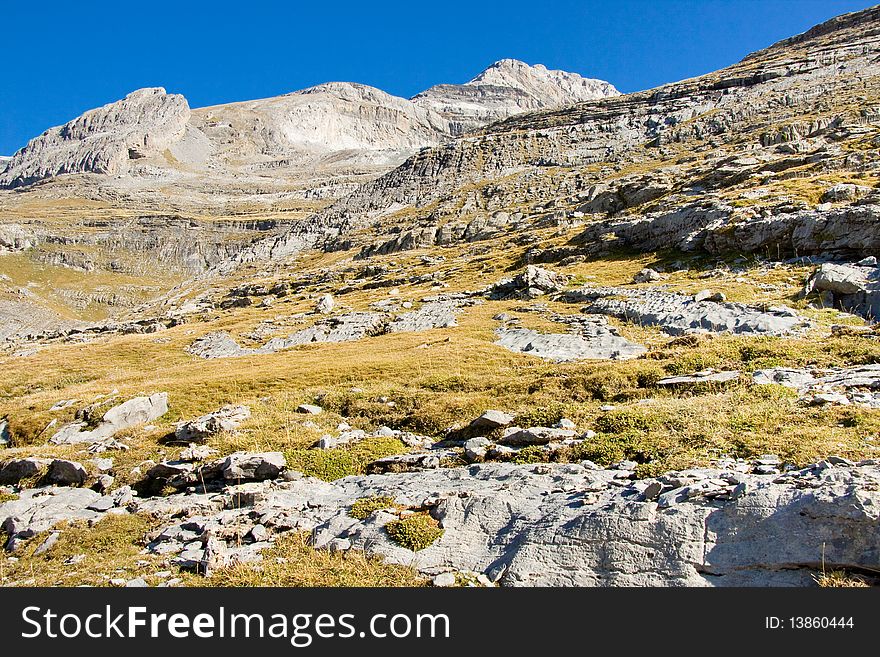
xmin=412 ymin=58 xmax=619 ymax=135
xmin=119 ymin=458 xmax=880 ymax=586
xmin=0 ymin=88 xmax=190 ymax=188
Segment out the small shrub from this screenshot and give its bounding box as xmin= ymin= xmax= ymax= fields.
xmin=594 ymin=410 xmax=659 ymax=434
xmin=285 ymin=437 xmax=406 ymax=481
xmin=385 ymin=513 xmax=444 ymax=551
xmin=512 ymin=445 xmax=549 ymax=465
xmin=349 ymin=495 xmax=396 ymax=520
xmin=516 ymin=402 xmax=566 ymax=428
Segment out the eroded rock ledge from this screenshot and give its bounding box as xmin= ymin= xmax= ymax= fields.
xmin=3 ymin=457 xmax=877 ymax=587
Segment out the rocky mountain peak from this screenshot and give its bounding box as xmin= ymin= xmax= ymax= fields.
xmin=468 ymin=58 xmax=618 ymax=102
xmin=411 ymin=58 xmax=619 ymax=135
xmin=0 ymin=87 xmax=190 ymax=188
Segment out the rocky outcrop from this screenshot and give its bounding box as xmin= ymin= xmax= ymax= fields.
xmin=495 ymin=320 xmax=646 ymax=361
xmin=117 ymin=458 xmax=880 ymax=586
xmin=802 ymin=261 xmax=880 ymax=319
xmin=564 ymin=287 xmax=811 ymax=336
xmin=0 ymin=88 xmax=190 ymax=188
xmin=174 ymin=405 xmax=252 ymax=443
xmin=753 ymin=364 xmax=880 ymax=407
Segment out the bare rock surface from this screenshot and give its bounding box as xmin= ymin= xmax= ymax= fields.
xmin=113 ymin=458 xmax=880 ymax=586
xmin=175 ymin=405 xmax=251 ymax=443
xmin=564 ymin=287 xmax=810 ymax=336
xmin=753 ymin=364 xmax=880 ymax=407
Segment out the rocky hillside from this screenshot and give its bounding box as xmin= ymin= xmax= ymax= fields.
xmin=1 ymin=7 xmax=880 ymax=589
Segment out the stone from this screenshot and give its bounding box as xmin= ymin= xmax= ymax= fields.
xmin=175 ymin=405 xmax=251 ymax=442
xmin=45 ymin=460 xmax=88 ymax=486
xmin=643 ymin=481 xmax=663 ymax=501
xmin=501 ymin=427 xmax=576 ymax=446
xmin=296 ymin=404 xmax=323 ymax=415
xmin=657 ymin=370 xmax=740 ymax=386
xmin=87 ymin=496 xmax=115 ymax=512
xmin=432 ymin=572 xmax=457 ymax=587
xmin=315 ymin=294 xmax=335 ymax=315
xmin=248 ymin=524 xmax=270 ymax=542
xmin=694 ymin=289 xmax=726 ymax=303
xmin=50 ymin=393 xmax=169 ymax=445
xmin=633 ymin=268 xmax=663 ymax=283
xmin=0 ymin=458 xmax=50 ymax=485
xmin=469 ymin=410 xmax=515 ymax=431
xmin=489 ymin=266 xmax=568 ymax=299
xmin=206 ymin=452 xmax=286 ymax=482
xmin=464 ymin=437 xmax=492 ymax=463
xmin=34 ymin=531 xmax=61 ymax=556
xmin=801 ymin=262 xmax=880 ymax=319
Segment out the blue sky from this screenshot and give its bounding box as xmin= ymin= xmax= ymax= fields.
xmin=1 ymin=0 xmax=875 ymax=155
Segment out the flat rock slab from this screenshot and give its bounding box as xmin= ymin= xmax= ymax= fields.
xmin=658 ymin=370 xmax=741 ymax=386
xmin=125 ymin=459 xmax=880 ymax=587
xmin=495 ymin=326 xmax=645 ymax=361
xmin=564 ymin=287 xmax=810 ymax=336
xmin=753 ymin=364 xmax=880 ymax=407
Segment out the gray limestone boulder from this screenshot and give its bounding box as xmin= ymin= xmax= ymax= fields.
xmin=175 ymin=405 xmax=251 ymax=443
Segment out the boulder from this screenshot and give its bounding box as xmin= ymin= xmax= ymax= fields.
xmin=0 ymin=458 xmax=51 ymax=485
xmin=50 ymin=393 xmax=169 ymax=445
xmin=501 ymin=427 xmax=577 ymax=446
xmin=315 ymin=294 xmax=335 ymax=314
xmin=469 ymin=410 xmax=515 ymax=431
xmin=45 ymin=460 xmax=88 ymax=486
xmin=464 ymin=437 xmax=492 ymax=463
xmin=175 ymin=405 xmax=251 ymax=443
xmin=207 ymin=452 xmax=286 ymax=482
xmin=633 ymin=268 xmax=663 ymax=284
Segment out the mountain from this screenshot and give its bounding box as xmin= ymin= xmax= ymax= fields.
xmin=0 ymin=60 xmax=616 ymax=197
xmin=0 ymin=88 xmax=190 ymax=189
xmin=412 ymin=58 xmax=619 ymax=134
xmin=2 ymin=7 xmax=880 ymax=589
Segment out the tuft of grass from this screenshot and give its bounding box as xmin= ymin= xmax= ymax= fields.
xmin=0 ymin=491 xmax=19 ymax=503
xmin=1 ymin=514 xmax=164 ymax=587
xmin=385 ymin=513 xmax=444 ymax=552
xmin=194 ymin=533 xmax=425 ymax=587
xmin=349 ymin=495 xmax=397 ymax=520
xmin=511 ymin=445 xmax=549 ymax=465
xmin=285 ymin=437 xmax=406 ymax=481
xmin=814 ymin=571 xmax=871 ymax=588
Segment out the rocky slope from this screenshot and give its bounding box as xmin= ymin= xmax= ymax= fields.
xmin=2 ymin=7 xmax=880 ymax=589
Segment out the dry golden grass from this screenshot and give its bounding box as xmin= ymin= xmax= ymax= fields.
xmin=189 ymin=533 xmax=425 ymax=587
